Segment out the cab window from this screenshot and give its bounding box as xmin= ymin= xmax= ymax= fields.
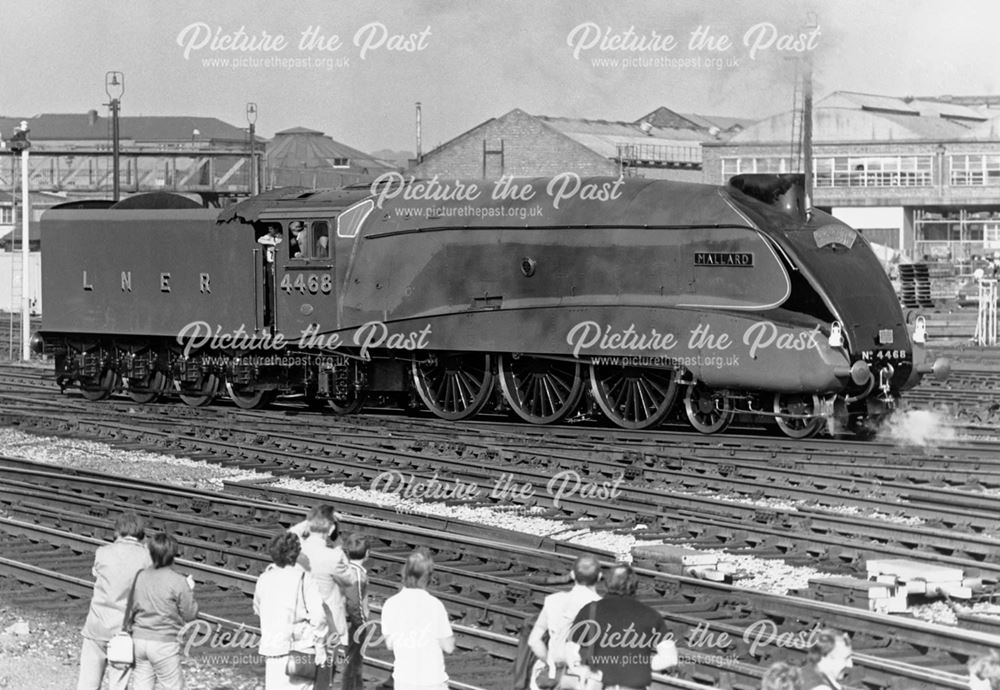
xmin=312 ymin=221 xmax=330 ymax=258
xmin=337 ymin=199 xmax=375 ymax=238
xmin=289 ymin=221 xmax=308 ymax=259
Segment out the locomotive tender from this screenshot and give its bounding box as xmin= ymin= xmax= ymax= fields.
xmin=37 ymin=174 xmax=948 ymax=437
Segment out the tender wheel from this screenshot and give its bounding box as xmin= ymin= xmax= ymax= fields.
xmin=327 ymin=391 xmax=366 ymax=415
xmin=683 ymin=384 xmax=734 ymax=434
xmin=128 ymin=370 xmax=167 ymax=404
xmin=81 ymin=368 xmax=117 ymax=402
xmin=773 ymin=393 xmax=824 ymax=439
xmin=498 ymin=355 xmax=584 ymax=424
xmin=589 ymin=364 xmax=678 ymax=430
xmin=411 ymin=353 xmax=494 ymax=421
xmin=176 ymin=373 xmax=220 ymax=408
xmin=225 ymin=381 xmax=274 ymax=410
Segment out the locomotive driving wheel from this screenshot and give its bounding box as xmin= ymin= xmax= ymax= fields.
xmin=773 ymin=393 xmax=824 ymax=439
xmin=498 ymin=355 xmax=584 ymax=425
xmin=412 ymin=353 xmax=494 ymax=421
xmin=589 ymin=364 xmax=678 ymax=430
xmin=683 ymin=383 xmax=734 ymax=434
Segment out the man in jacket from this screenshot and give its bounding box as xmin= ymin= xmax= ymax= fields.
xmin=567 ymin=563 xmax=677 ymax=690
xmin=76 ymin=512 xmax=153 ymax=690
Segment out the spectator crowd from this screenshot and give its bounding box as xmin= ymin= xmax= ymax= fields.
xmin=74 ymin=510 xmax=1000 ymax=690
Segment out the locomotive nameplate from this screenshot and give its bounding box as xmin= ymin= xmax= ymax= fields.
xmin=694 ymin=252 xmax=754 ymax=267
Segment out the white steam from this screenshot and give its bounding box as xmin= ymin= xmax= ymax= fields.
xmin=877 ymin=409 xmax=958 ymax=447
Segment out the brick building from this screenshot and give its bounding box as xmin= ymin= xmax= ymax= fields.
xmin=702 ymin=92 xmax=1000 ymax=261
xmin=409 ymin=107 xmax=752 ymax=181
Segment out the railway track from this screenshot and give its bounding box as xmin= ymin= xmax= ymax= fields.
xmin=6 ymin=384 xmax=1000 ymax=581
xmin=4 ymin=458 xmax=1000 ymax=689
xmin=5 ymin=368 xmax=1000 ymax=589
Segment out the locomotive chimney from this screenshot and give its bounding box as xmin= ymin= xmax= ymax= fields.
xmin=728 ymin=173 xmax=808 ymax=221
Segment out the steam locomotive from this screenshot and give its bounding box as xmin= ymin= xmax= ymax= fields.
xmin=35 ymin=173 xmax=948 ymax=437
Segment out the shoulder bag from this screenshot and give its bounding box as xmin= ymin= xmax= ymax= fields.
xmin=107 ymin=571 xmax=142 ymax=669
xmin=285 ymin=572 xmax=319 ymax=681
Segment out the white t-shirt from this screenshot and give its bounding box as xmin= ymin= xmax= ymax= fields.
xmin=535 ymin=585 xmax=601 ymax=664
xmin=381 ymin=588 xmax=453 ymax=685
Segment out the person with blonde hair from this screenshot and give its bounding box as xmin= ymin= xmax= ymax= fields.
xmin=969 ymin=650 xmax=1000 ymax=690
xmin=761 ymin=661 xmax=804 ymax=690
xmin=799 ymin=629 xmax=852 ymax=690
xmin=289 ymin=506 xmax=350 ymax=690
xmin=380 ymin=548 xmax=454 ymax=690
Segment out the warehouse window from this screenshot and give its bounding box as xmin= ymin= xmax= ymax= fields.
xmin=950 ymin=154 xmax=1000 ymax=186
xmin=721 ymin=157 xmax=795 ymax=182
xmin=813 ymin=156 xmax=932 ymax=188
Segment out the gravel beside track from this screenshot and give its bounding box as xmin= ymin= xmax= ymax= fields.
xmin=0 ymin=427 xmax=828 ymax=593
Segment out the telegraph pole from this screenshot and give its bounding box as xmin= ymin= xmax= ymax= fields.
xmin=10 ymin=122 xmax=31 ymax=361
xmin=802 ymin=13 xmax=817 ymax=216
xmin=802 ymin=43 xmax=813 ymax=213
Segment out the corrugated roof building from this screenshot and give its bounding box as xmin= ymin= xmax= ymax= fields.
xmin=265 ymin=127 xmax=397 ymax=189
xmin=703 ymin=90 xmax=1000 ymax=262
xmin=409 ymin=107 xmax=750 ymax=182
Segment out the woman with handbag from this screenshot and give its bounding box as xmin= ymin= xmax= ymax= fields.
xmin=129 ymin=533 xmax=199 ymax=690
xmin=255 ymin=531 xmax=330 ymax=689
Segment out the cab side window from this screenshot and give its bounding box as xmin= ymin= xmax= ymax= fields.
xmin=289 ymin=221 xmax=308 ymax=259
xmin=312 ymin=221 xmax=330 ymax=258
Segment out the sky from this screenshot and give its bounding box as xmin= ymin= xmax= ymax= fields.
xmin=1 ymin=0 xmax=998 ymax=154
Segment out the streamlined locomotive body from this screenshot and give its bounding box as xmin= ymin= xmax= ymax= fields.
xmin=37 ymin=174 xmax=948 ymax=436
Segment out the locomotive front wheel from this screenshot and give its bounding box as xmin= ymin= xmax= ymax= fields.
xmin=773 ymin=393 xmax=824 ymax=439
xmin=589 ymin=364 xmax=678 ymax=430
xmin=412 ymin=353 xmax=494 ymax=421
xmin=127 ymin=370 xmax=167 ymax=404
xmin=80 ymin=368 xmax=117 ymax=402
xmin=177 ymin=373 xmax=220 ymax=408
xmin=225 ymin=381 xmax=275 ymax=410
xmin=498 ymin=355 xmax=584 ymax=425
xmin=683 ymin=384 xmax=734 ymax=434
